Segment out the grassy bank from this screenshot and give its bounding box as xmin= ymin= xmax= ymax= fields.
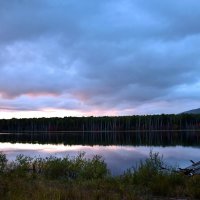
xmin=0 ymin=152 xmax=199 ymax=200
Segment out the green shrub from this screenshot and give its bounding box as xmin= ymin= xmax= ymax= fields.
xmin=15 ymin=154 xmax=33 ymax=175
xmin=0 ymin=152 xmax=7 ymax=173
xmin=38 ymin=152 xmax=109 ymax=180
xmin=43 ymin=155 xmax=71 ymax=179
xmin=0 ymin=151 xmax=199 ymax=199
xmin=80 ymin=155 xmax=109 ymax=179
xmin=131 ymin=151 xmax=164 ymax=185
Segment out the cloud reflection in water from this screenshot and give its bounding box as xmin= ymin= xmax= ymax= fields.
xmin=0 ymin=143 xmax=199 ymax=175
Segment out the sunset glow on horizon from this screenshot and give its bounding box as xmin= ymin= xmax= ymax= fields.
xmin=0 ymin=0 xmax=200 ymax=119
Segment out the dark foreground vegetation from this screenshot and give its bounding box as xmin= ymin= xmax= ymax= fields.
xmin=0 ymin=152 xmax=199 ymax=200
xmin=1 ymin=114 xmax=200 ymax=132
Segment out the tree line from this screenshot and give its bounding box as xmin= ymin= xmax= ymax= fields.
xmin=0 ymin=114 xmax=200 ymax=132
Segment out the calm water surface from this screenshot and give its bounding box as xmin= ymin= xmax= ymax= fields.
xmin=0 ymin=131 xmax=199 ymax=175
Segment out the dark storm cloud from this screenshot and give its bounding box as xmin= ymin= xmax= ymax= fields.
xmin=0 ymin=0 xmax=200 ymax=114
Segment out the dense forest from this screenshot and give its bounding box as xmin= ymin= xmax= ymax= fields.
xmin=0 ymin=114 xmax=200 ymax=132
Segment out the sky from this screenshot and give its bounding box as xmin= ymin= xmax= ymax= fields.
xmin=0 ymin=0 xmax=200 ymax=118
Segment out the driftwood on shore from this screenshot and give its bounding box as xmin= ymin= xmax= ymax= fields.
xmin=161 ymin=160 xmax=200 ymax=176
xmin=179 ymin=160 xmax=200 ymax=176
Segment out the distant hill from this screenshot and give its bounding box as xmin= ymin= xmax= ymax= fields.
xmin=182 ymin=108 xmax=200 ymax=114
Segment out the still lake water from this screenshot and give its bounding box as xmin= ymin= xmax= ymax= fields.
xmin=0 ymin=131 xmax=199 ymax=175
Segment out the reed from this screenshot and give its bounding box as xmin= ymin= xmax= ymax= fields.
xmin=0 ymin=152 xmax=199 ymax=200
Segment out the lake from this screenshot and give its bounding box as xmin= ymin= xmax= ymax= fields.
xmin=0 ymin=131 xmax=199 ymax=175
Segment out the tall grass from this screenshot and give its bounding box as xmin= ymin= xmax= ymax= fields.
xmin=0 ymin=151 xmax=199 ymax=200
